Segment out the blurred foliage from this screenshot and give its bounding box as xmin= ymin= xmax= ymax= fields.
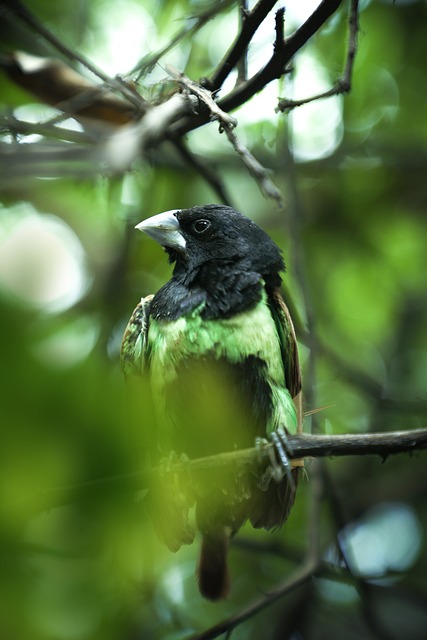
xmin=0 ymin=0 xmax=427 ymax=638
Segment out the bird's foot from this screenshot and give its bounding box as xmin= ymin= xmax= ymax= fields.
xmin=255 ymin=428 xmax=295 ymax=491
xmin=158 ymin=451 xmax=193 ymax=488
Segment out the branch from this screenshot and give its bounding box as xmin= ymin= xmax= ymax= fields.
xmin=222 ymin=125 xmax=283 ymax=207
xmin=188 ymin=560 xmax=317 ymax=640
xmin=0 ymin=115 xmax=94 ymax=144
xmin=0 ymin=92 xmax=197 ymax=182
xmin=277 ymin=0 xmax=360 ymax=112
xmin=173 ymin=429 xmax=427 ymax=475
xmin=0 ymin=52 xmax=144 ymax=125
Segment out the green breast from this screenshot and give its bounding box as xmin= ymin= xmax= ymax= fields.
xmin=147 ymin=290 xmax=297 ymax=434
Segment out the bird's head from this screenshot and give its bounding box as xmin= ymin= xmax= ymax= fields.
xmin=135 ymin=204 xmax=285 ymax=285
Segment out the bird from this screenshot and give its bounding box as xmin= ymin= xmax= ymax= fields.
xmin=121 ymin=204 xmax=302 ymax=601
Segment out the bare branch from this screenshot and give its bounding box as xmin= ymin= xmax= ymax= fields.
xmin=171 ymin=429 xmax=427 ymax=477
xmin=236 ymin=0 xmax=249 ymax=86
xmin=0 ymin=52 xmax=144 ymax=125
xmin=172 ymin=0 xmax=344 ymax=139
xmin=187 ymin=560 xmax=318 ymax=640
xmin=0 ymin=115 xmax=94 ymax=144
xmin=222 ymin=125 xmax=283 ymax=207
xmin=167 ymin=65 xmax=237 ymax=129
xmin=0 ymin=92 xmax=197 ymax=182
xmin=128 ymin=0 xmax=235 ymax=81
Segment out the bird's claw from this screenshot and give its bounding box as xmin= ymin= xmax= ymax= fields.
xmin=255 ymin=429 xmax=295 ymax=491
xmin=159 ymin=451 xmax=191 ymax=482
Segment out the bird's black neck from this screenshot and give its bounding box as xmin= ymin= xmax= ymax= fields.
xmin=150 ymin=258 xmax=269 ymax=321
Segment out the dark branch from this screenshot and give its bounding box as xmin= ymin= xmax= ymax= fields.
xmin=289 ymin=429 xmax=427 ymax=459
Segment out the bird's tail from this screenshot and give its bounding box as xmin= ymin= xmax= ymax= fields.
xmin=197 ymin=527 xmax=230 ymax=601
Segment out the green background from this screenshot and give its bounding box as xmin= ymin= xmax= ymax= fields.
xmin=0 ymin=1 xmax=426 ymax=638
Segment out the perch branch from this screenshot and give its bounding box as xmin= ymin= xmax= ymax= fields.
xmin=6 ymin=429 xmax=427 ymax=514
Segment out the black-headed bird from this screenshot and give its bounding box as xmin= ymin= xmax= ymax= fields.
xmin=121 ymin=204 xmax=302 ymax=600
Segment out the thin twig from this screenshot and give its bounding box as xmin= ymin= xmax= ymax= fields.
xmin=277 ymin=0 xmax=360 ymax=112
xmin=222 ymin=125 xmax=283 ymax=207
xmin=187 ymin=561 xmax=317 ymax=640
xmin=167 ymin=65 xmax=237 ymax=128
xmin=128 ymin=0 xmax=235 ymax=81
xmin=0 ymin=115 xmax=94 ymax=144
xmin=172 ymin=137 xmax=234 ymax=206
xmin=236 ymin=0 xmax=249 ymax=86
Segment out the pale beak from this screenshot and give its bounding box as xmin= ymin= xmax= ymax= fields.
xmin=135 ymin=210 xmax=186 ymax=251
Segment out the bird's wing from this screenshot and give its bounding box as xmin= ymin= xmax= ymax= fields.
xmin=249 ymin=289 xmax=303 ymax=532
xmin=120 ymin=294 xmax=154 ymax=378
xmin=120 ymin=294 xmax=195 ymax=551
xmin=269 ymin=288 xmax=303 ymax=434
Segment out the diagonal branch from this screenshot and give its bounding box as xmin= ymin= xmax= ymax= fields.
xmin=1 ymin=0 xmax=143 ymax=109
xmin=172 ymin=137 xmax=234 ymax=206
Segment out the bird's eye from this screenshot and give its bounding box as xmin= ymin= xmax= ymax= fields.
xmin=192 ymin=219 xmax=211 ymax=234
